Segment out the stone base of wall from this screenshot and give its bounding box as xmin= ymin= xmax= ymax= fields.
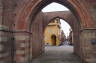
xmin=80 ymin=29 xmax=96 ymax=63
xmin=0 ymin=31 xmax=14 ymax=63
xmin=14 ymin=32 xmax=32 ymax=63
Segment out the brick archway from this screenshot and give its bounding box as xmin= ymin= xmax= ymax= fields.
xmin=15 ymin=0 xmax=94 ymax=63
xmin=1 ymin=0 xmax=96 ymax=63
xmin=15 ymin=0 xmax=94 ymax=31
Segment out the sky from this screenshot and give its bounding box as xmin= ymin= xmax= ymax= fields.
xmin=42 ymin=2 xmax=69 ymax=12
xmin=42 ymin=2 xmax=71 ymax=37
xmin=60 ymin=19 xmax=71 ymax=37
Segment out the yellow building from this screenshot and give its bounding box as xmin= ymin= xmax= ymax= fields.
xmin=44 ymin=18 xmax=61 ymax=46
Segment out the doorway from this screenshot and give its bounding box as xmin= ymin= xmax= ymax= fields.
xmin=51 ymin=34 xmax=57 ymax=46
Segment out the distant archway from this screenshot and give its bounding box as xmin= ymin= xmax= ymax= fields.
xmin=42 ymin=11 xmax=78 ymax=32
xmin=43 ymin=16 xmax=79 ymax=52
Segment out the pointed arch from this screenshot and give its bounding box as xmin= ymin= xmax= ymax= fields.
xmin=15 ymin=0 xmax=94 ymax=31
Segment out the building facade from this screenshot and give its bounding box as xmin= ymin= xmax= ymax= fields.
xmin=44 ymin=18 xmax=62 ymax=46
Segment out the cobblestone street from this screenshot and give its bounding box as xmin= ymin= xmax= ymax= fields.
xmin=32 ymin=46 xmax=81 ymax=63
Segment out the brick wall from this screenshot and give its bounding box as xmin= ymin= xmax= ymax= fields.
xmin=31 ymin=12 xmax=44 ymax=58
xmin=0 ymin=0 xmax=15 ymax=63
xmin=87 ymin=0 xmax=96 ymax=28
xmin=80 ymin=29 xmax=96 ymax=63
xmin=14 ymin=32 xmax=31 ymax=63
xmin=0 ymin=31 xmax=14 ymax=63
xmin=14 ymin=12 xmax=44 ymax=63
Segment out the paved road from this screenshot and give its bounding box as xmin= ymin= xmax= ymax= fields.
xmin=32 ymin=46 xmax=81 ymax=63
